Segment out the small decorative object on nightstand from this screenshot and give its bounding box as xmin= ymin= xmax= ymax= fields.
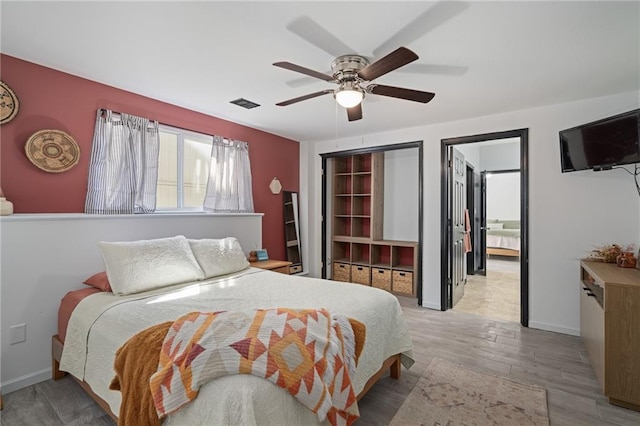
xmin=250 ymin=259 xmax=292 ymax=275
xmin=256 ymin=249 xmax=269 ymax=261
xmin=0 ymin=187 xmax=13 ymax=216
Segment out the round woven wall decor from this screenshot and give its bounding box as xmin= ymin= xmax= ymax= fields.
xmin=0 ymin=80 xmax=20 ymax=124
xmin=25 ymin=129 xmax=80 ymax=173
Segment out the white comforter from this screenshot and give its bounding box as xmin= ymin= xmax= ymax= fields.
xmin=486 ymin=234 xmax=520 ymax=251
xmin=60 ymin=268 xmax=414 ymax=425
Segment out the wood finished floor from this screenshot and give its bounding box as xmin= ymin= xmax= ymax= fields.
xmin=2 ymin=296 xmax=639 ymax=425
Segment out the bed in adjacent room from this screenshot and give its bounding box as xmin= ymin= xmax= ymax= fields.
xmin=53 ymin=235 xmax=414 ymax=425
xmin=486 ymin=219 xmax=521 ymax=257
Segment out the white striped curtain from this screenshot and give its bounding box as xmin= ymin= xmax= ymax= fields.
xmin=203 ymin=136 xmax=254 ymax=213
xmin=85 ymin=109 xmax=160 ymax=214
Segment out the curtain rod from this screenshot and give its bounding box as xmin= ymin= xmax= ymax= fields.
xmin=98 ymin=108 xmax=240 ymax=142
xmin=98 ymin=108 xmax=163 ymax=126
xmin=99 ymin=108 xmax=157 ymax=121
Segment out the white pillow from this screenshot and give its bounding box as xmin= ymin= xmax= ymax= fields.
xmin=98 ymin=235 xmax=205 ymax=295
xmin=486 ymin=223 xmax=504 ymax=230
xmin=188 ymin=237 xmax=249 ymax=279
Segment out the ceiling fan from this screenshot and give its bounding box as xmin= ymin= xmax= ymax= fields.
xmin=273 ymin=47 xmax=435 ymax=122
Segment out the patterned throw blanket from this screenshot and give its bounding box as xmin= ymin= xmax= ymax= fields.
xmin=110 ymin=308 xmax=365 ymax=426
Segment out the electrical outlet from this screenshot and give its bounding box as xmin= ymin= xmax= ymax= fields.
xmin=10 ymin=323 xmax=26 ymax=344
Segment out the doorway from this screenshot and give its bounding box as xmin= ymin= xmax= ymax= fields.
xmin=440 ymin=129 xmax=529 ymax=326
xmin=460 ymin=169 xmax=521 ymax=322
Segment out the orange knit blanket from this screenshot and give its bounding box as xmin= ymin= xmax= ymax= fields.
xmin=109 ymin=321 xmax=170 ymax=426
xmin=110 ymin=308 xmax=365 ymax=426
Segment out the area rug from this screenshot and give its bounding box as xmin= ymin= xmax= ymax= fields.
xmin=390 ymin=358 xmax=549 ymax=425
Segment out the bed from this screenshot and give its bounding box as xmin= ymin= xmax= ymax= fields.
xmin=53 ymin=236 xmax=414 ymax=425
xmin=486 ymin=219 xmax=521 ymax=257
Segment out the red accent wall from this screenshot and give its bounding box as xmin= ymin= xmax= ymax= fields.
xmin=0 ymin=55 xmax=299 ymax=260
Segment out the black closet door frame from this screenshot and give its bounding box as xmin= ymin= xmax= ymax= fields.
xmin=320 ymin=141 xmax=424 ymax=305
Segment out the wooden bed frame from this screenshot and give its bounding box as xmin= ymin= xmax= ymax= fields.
xmin=52 ymin=334 xmax=401 ymax=421
xmin=486 ymin=247 xmax=520 ymax=257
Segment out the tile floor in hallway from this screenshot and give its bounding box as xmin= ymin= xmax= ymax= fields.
xmin=453 ymin=256 xmax=521 ymax=322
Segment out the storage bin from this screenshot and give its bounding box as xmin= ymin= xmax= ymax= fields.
xmin=289 ymin=264 xmax=302 ymax=274
xmin=333 ymin=263 xmax=350 ymax=282
xmin=351 ymin=265 xmax=371 ymax=286
xmin=372 ymin=268 xmax=391 ymax=291
xmin=392 ymin=270 xmax=413 ymax=295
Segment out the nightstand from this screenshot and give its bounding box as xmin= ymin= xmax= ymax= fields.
xmin=250 ymin=259 xmax=292 ymax=274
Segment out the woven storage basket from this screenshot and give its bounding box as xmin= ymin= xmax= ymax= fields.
xmin=392 ymin=271 xmax=414 ymax=295
xmin=351 ymin=265 xmax=371 ymax=286
xmin=372 ymin=268 xmax=392 ymax=291
xmin=333 ymin=263 xmax=350 ymax=282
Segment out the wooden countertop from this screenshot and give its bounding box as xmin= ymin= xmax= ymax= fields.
xmin=581 ymin=260 xmax=640 ymax=288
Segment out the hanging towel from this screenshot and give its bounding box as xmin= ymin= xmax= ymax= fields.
xmin=464 ymin=209 xmax=472 ymax=253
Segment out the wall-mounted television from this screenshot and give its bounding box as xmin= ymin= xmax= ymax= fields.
xmin=559 ymin=109 xmax=640 ymax=173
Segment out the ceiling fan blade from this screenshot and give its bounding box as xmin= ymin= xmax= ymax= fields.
xmin=373 ymin=1 xmax=470 ymax=58
xmin=399 ymin=63 xmax=469 ymax=76
xmin=273 ymin=62 xmax=335 ymax=82
xmin=347 ymin=103 xmax=363 ymax=122
xmin=367 ymin=84 xmax=435 ymax=103
xmin=358 ymin=47 xmax=418 ymax=81
xmin=276 ymin=89 xmax=334 ymax=106
xmin=287 ymin=16 xmax=356 ymax=58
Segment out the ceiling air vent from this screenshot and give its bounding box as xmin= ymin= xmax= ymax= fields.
xmin=230 ymin=98 xmax=260 ymax=109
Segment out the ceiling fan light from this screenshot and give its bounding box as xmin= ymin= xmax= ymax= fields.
xmin=335 ymin=89 xmax=363 ymax=108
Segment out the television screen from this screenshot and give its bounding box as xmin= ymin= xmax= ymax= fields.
xmin=559 ymin=109 xmax=640 ymax=172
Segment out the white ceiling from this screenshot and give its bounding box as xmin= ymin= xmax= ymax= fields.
xmin=2 ymin=1 xmax=639 ymax=143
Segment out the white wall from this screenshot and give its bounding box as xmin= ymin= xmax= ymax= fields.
xmin=383 ymin=148 xmax=419 ymax=241
xmin=303 ymin=90 xmax=640 ymax=334
xmin=481 ymin=142 xmax=520 ymax=170
xmin=0 ymin=213 xmax=262 ymax=393
xmin=487 ymin=172 xmax=520 ymax=220
xmin=455 ymin=143 xmax=481 ymax=170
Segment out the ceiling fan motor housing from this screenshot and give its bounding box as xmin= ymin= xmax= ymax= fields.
xmin=331 ymin=55 xmax=370 ymax=82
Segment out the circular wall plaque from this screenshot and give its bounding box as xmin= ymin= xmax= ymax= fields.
xmin=25 ymin=129 xmax=80 ymax=173
xmin=0 ymin=80 xmax=20 ymax=124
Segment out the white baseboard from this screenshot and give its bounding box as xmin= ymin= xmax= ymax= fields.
xmin=1 ymin=368 xmax=51 ymax=394
xmin=528 ymin=320 xmax=580 ymax=336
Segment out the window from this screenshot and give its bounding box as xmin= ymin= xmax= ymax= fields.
xmin=157 ymin=125 xmax=213 ymax=210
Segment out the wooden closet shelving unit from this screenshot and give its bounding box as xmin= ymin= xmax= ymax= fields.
xmin=331 ymin=152 xmax=418 ymax=297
